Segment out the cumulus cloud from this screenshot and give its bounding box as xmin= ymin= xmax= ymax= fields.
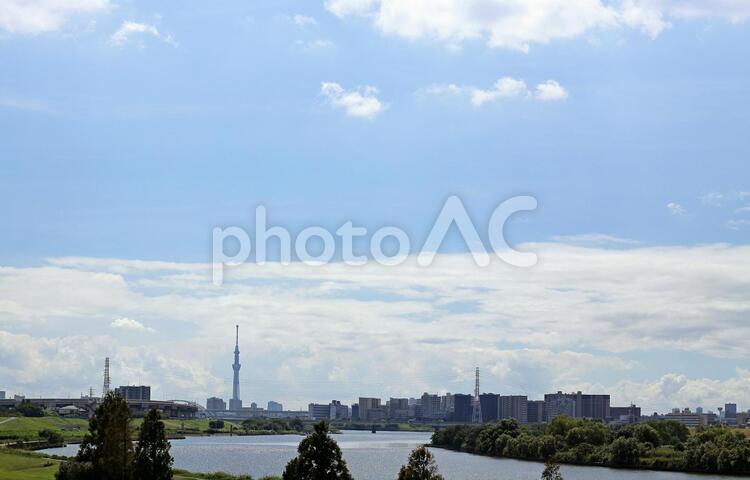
xmin=2 ymin=243 xmax=750 ymax=409
xmin=0 ymin=0 xmax=109 ymax=34
xmin=534 ymin=80 xmax=569 ymax=101
xmin=111 ymin=317 xmax=155 ymax=333
xmin=292 ymin=14 xmax=317 ymax=27
xmin=667 ymin=202 xmax=686 ymax=215
xmin=110 ymin=21 xmax=177 ymax=47
xmin=320 ymin=82 xmax=385 ymax=118
xmin=423 ymin=77 xmax=567 ymax=107
xmin=325 ymin=0 xmax=750 ymax=51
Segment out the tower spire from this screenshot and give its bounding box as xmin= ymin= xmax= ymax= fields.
xmin=229 ymin=325 xmax=242 ymax=410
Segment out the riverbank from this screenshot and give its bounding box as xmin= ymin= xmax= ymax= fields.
xmin=0 ymin=448 xmax=281 ymax=480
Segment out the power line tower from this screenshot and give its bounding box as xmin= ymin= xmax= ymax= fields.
xmin=471 ymin=367 xmax=482 ymax=423
xmin=102 ymin=357 xmax=111 ymax=397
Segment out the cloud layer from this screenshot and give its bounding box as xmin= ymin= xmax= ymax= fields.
xmin=325 ymin=0 xmax=750 ymax=51
xmin=2 ymin=243 xmax=750 ymax=411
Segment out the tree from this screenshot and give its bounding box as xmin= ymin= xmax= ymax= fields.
xmin=76 ymin=391 xmax=134 ymax=480
xmin=397 ymin=446 xmax=444 ymax=480
xmin=39 ymin=428 xmax=65 ymax=445
xmin=209 ymin=420 xmax=225 ymax=430
xmin=133 ymin=408 xmax=173 ymax=480
xmin=541 ymin=459 xmax=564 ymax=480
xmin=16 ymin=401 xmax=45 ymax=417
xmin=609 ymin=437 xmax=640 ymax=466
xmin=282 ymin=421 xmax=352 ymax=480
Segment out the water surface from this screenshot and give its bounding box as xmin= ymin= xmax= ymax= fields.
xmin=42 ymin=430 xmax=737 ymax=479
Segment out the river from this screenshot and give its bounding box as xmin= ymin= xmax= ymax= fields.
xmin=42 ymin=430 xmax=737 ymax=479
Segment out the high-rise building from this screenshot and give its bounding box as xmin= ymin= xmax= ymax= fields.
xmin=308 ymin=403 xmax=331 ymax=420
xmin=479 ymin=393 xmax=500 ymax=421
xmin=0 ymin=391 xmax=5 ymax=400
xmin=389 ymin=398 xmax=410 ymax=420
xmin=351 ymin=404 xmax=359 ymax=420
xmin=610 ymin=405 xmax=641 ymax=424
xmin=440 ymin=394 xmax=454 ymax=416
xmin=452 ymin=394 xmax=473 ymax=422
xmin=725 ymin=403 xmax=738 ymax=425
xmin=267 ymin=401 xmax=283 ymax=412
xmin=527 ymin=400 xmax=546 ymax=424
xmin=421 ymin=393 xmax=442 ymax=420
xmin=115 ymin=385 xmax=151 ymax=401
xmin=206 ymin=397 xmax=227 ymax=411
xmin=500 ymin=395 xmax=528 ymax=423
xmin=544 ymin=391 xmax=610 ymax=421
xmin=358 ymin=397 xmax=381 ymax=421
xmin=229 ymin=325 xmax=243 ymax=411
xmin=330 ymin=400 xmax=350 ymax=420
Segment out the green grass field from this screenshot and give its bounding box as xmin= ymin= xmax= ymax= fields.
xmin=0 ymin=450 xmax=61 ymax=480
xmin=0 ymin=416 xmax=244 ymax=444
xmin=0 ymin=449 xmax=277 ymax=480
xmin=0 ymin=417 xmax=90 ymax=442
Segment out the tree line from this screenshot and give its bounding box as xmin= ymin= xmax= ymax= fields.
xmin=431 ymin=415 xmax=750 ymax=475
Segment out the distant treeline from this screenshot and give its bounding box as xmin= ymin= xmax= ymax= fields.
xmin=431 ymin=416 xmax=750 ymax=475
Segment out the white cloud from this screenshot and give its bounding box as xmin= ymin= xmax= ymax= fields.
xmin=110 ymin=21 xmax=177 ymax=47
xmin=320 ymin=82 xmax=385 ymax=119
xmin=726 ymin=219 xmax=750 ymax=231
xmin=423 ymin=77 xmax=568 ymax=107
xmin=111 ymin=317 xmax=155 ymax=333
xmin=550 ymin=233 xmax=641 ymax=246
xmin=2 ymin=243 xmax=750 ymax=409
xmin=700 ymin=190 xmax=750 ymax=207
xmin=295 ymin=39 xmax=335 ymax=50
xmin=667 ymin=202 xmax=686 ymax=215
xmin=0 ymin=0 xmax=109 ymax=34
xmin=534 ymin=80 xmax=569 ymax=101
xmin=293 ymin=14 xmax=317 ymax=27
xmin=325 ymin=0 xmax=750 ymax=51
xmin=325 ymin=0 xmax=378 ymax=17
xmin=611 ymin=369 xmax=750 ymax=413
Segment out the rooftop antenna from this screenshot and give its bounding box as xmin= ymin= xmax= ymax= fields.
xmin=102 ymin=357 xmax=111 ymax=396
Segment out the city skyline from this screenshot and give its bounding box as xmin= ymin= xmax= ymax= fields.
xmin=1 ymin=0 xmax=750 ymax=415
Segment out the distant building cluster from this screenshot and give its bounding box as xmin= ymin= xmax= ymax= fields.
xmin=201 ymin=328 xmax=748 ymax=427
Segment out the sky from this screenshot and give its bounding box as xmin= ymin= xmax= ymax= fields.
xmin=1 ymin=0 xmax=750 ymax=413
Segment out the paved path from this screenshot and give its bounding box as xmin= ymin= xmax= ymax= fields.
xmin=0 ymin=417 xmax=17 ymax=425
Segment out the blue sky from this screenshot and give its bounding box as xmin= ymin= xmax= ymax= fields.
xmin=1 ymin=0 xmax=750 ymax=412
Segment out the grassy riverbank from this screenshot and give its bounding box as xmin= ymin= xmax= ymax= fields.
xmin=0 ymin=417 xmax=249 ymax=445
xmin=0 ymin=449 xmax=280 ymax=480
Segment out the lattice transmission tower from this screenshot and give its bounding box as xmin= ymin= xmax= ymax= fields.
xmin=102 ymin=357 xmax=111 ymax=397
xmin=471 ymin=367 xmax=482 ymax=423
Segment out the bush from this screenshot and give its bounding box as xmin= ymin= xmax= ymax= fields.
xmin=55 ymin=461 xmax=95 ymax=480
xmin=39 ymin=429 xmax=65 ymax=445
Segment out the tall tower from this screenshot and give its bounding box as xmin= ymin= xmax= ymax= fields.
xmin=102 ymin=357 xmax=111 ymax=397
xmin=229 ymin=325 xmax=242 ymax=411
xmin=471 ymin=367 xmax=482 ymax=423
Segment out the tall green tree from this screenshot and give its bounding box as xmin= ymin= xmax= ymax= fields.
xmin=282 ymin=421 xmax=352 ymax=480
xmin=133 ymin=408 xmax=173 ymax=480
xmin=397 ymin=446 xmax=444 ymax=480
xmin=76 ymin=391 xmax=134 ymax=480
xmin=541 ymin=460 xmax=564 ymax=480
